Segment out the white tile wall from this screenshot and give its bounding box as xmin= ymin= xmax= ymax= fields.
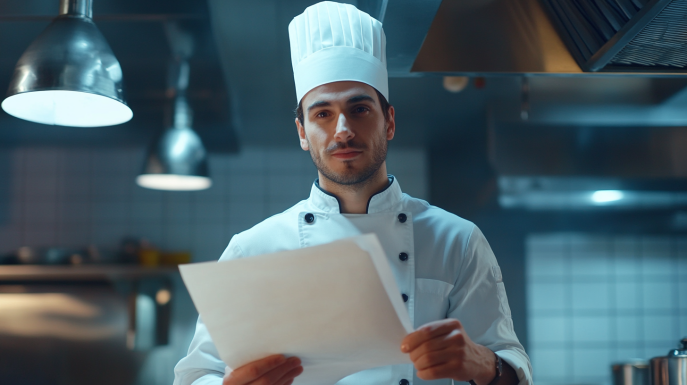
xmin=0 ymin=145 xmax=429 ymax=385
xmin=571 ymin=282 xmax=610 ymax=311
xmin=526 ymin=234 xmax=687 ymax=385
xmin=572 ymin=316 xmax=611 ymax=343
xmin=530 ymin=348 xmax=568 ymax=379
xmin=0 ymin=146 xmax=427 ymax=257
xmin=573 ymin=348 xmax=611 ymax=377
xmin=530 ymin=282 xmax=567 ymax=312
xmin=530 ymin=316 xmax=567 ymax=344
xmin=615 ymin=315 xmax=640 ymax=342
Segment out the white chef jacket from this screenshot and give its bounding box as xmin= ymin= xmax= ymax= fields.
xmin=174 ymin=176 xmax=533 ymax=385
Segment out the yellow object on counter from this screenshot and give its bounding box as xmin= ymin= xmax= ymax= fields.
xmin=138 ymin=249 xmax=160 ymax=267
xmin=160 ymin=252 xmax=191 ymax=266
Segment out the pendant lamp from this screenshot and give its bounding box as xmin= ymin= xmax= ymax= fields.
xmin=1 ymin=0 xmax=132 ymax=127
xmin=136 ymin=58 xmax=211 ymax=191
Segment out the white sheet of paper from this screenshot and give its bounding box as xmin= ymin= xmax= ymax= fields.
xmin=179 ymin=233 xmax=414 ymax=385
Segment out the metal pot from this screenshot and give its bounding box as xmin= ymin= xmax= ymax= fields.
xmin=650 ymin=338 xmax=687 ymax=385
xmin=612 ymin=360 xmax=649 ymax=385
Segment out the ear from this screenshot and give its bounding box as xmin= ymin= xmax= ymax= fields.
xmin=385 ymin=105 xmax=396 ymax=141
xmin=296 ymin=118 xmax=309 ymax=151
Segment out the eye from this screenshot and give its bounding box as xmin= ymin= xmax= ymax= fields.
xmin=315 ymin=111 xmax=330 ymax=118
xmin=353 ymin=106 xmax=370 ymax=114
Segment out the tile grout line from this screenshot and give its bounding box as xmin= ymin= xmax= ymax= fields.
xmin=638 ymin=236 xmax=645 ymax=358
xmin=609 ymin=236 xmax=617 ymax=365
xmin=565 ymin=234 xmax=574 ymax=382
xmin=671 ymin=237 xmax=679 ymax=345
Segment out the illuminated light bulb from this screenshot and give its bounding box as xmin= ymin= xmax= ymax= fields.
xmin=155 ymin=289 xmax=172 ymax=305
xmin=443 ymin=76 xmax=470 ymax=93
xmin=591 ymin=190 xmax=624 ymax=203
xmin=137 ymin=174 xmax=211 ymax=191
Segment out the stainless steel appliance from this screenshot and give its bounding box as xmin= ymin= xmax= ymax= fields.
xmin=650 ymin=338 xmax=687 ymax=385
xmin=613 ymin=360 xmax=650 ymax=385
xmin=0 ymin=265 xmax=175 ymax=385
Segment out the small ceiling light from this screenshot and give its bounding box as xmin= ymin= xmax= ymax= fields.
xmin=1 ymin=0 xmax=132 ymax=127
xmin=442 ymin=76 xmax=469 ymax=93
xmin=591 ymin=190 xmax=624 ymax=203
xmin=155 ymin=289 xmax=172 ymax=306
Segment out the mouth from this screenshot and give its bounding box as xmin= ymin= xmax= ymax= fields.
xmin=330 ymin=149 xmax=363 ymax=160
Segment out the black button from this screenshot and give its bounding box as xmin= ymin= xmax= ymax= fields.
xmin=399 ymin=252 xmax=408 ymax=261
xmin=304 ymin=213 xmax=315 ymax=224
xmin=402 ymin=294 xmax=408 ymax=302
xmin=398 ymin=213 xmax=407 ymax=223
xmin=400 ymin=379 xmax=409 ymax=385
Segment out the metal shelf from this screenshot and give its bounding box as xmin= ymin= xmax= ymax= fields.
xmin=0 ymin=265 xmax=178 ymax=282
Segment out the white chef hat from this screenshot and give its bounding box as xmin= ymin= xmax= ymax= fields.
xmin=288 ymin=1 xmax=388 ymax=103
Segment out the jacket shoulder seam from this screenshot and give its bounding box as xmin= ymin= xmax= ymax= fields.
xmin=456 ymin=224 xmax=477 ymax=286
xmin=233 ymin=236 xmax=246 ymax=258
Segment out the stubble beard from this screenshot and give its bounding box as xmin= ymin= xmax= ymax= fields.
xmin=307 ymin=133 xmax=387 ymax=189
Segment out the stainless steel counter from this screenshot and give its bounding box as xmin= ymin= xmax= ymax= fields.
xmin=0 ymin=265 xmax=179 ymax=385
xmin=0 ymin=265 xmax=178 ymax=281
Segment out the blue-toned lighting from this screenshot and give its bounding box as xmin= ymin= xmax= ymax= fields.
xmin=591 ymin=190 xmax=624 ymax=203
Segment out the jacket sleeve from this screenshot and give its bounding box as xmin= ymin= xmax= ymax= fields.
xmin=446 ymin=226 xmax=533 ymax=385
xmin=173 ymin=236 xmax=245 ymax=385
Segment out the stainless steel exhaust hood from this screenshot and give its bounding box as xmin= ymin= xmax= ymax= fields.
xmin=409 ymin=0 xmax=687 ymax=75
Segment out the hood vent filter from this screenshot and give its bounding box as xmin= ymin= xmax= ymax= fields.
xmin=543 ymin=0 xmax=685 ymax=71
xmin=610 ymin=1 xmax=687 ymax=68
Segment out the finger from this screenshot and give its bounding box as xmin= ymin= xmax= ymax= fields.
xmin=271 ymin=365 xmax=304 ymax=385
xmin=408 ymin=334 xmax=453 ymax=362
xmin=416 ymin=363 xmax=456 ymax=381
xmin=226 ymin=355 xmax=287 ymax=385
xmin=401 ymin=319 xmax=462 ymax=352
xmin=274 ymin=375 xmax=295 ymax=385
xmin=287 ymin=366 xmax=304 ymax=379
xmin=250 ymin=357 xmax=302 ymax=385
xmin=409 ymin=329 xmax=465 ymax=362
xmin=413 ymin=348 xmax=454 ymax=371
xmin=277 ymin=377 xmax=296 ymax=385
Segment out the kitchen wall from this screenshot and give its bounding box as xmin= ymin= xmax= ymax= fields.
xmin=0 ymin=145 xmax=428 ymax=258
xmin=0 ymin=145 xmax=428 ymax=385
xmin=526 ymin=234 xmax=687 ymax=385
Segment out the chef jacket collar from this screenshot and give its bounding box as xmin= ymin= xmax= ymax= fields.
xmin=310 ymin=175 xmax=402 ymax=214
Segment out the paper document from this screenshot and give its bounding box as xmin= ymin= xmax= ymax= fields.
xmin=180 ymin=233 xmax=414 ymax=385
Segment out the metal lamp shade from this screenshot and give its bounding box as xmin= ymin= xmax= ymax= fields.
xmin=1 ymin=14 xmax=132 ymax=127
xmin=137 ymin=126 xmax=211 ymax=191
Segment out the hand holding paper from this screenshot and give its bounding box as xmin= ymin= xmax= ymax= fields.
xmin=222 ymin=355 xmax=303 ymax=385
xmin=180 ymin=234 xmax=413 ymax=385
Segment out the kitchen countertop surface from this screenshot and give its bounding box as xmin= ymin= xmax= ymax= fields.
xmin=0 ymin=265 xmax=179 ymax=281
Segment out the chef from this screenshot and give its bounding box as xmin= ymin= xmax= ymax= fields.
xmin=174 ymin=2 xmax=532 ymax=385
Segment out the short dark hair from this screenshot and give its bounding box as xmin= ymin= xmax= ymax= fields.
xmin=295 ymin=88 xmax=391 ymax=126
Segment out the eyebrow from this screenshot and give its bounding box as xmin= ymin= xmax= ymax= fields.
xmin=347 ymin=95 xmax=376 ymax=105
xmin=306 ymin=94 xmax=376 ymax=113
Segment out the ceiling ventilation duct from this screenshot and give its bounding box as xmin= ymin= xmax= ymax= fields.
xmin=543 ymin=0 xmax=687 ymax=71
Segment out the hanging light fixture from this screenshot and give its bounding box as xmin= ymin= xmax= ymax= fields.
xmin=136 ymin=90 xmax=211 ymax=191
xmin=1 ymin=0 xmax=132 ymax=127
xmin=136 ymin=24 xmax=211 ymax=192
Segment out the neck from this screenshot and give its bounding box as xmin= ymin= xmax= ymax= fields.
xmin=318 ymin=164 xmax=390 ymax=214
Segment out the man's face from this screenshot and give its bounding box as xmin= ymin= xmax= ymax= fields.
xmin=296 ymin=81 xmax=395 ymax=186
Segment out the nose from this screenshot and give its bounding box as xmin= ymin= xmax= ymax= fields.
xmin=333 ymin=113 xmax=354 ymax=143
